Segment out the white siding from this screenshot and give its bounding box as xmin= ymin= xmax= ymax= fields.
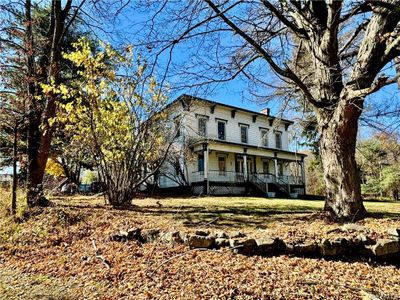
xmin=159 ymin=99 xmax=298 ymax=188
xmin=182 ymin=101 xmax=291 ymax=151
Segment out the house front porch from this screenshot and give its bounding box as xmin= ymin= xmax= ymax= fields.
xmin=189 ymin=141 xmax=306 ymax=197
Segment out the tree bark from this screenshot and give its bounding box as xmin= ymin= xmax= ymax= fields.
xmin=26 ymin=115 xmax=51 ymax=207
xmin=25 ymin=0 xmax=68 ymax=207
xmin=318 ymin=100 xmax=367 ymax=221
xmin=25 ymin=0 xmax=48 ymax=207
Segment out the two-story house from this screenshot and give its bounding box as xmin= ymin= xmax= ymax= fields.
xmin=156 ymin=94 xmax=306 ymax=197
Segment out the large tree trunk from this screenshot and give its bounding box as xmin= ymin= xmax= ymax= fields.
xmin=25 ymin=0 xmax=48 ymax=207
xmin=25 ymin=0 xmax=68 ymax=206
xmin=318 ymin=100 xmax=367 ymax=221
xmin=26 ymin=115 xmax=53 ymax=207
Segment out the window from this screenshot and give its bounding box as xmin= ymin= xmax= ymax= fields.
xmin=263 ymin=161 xmax=269 ymax=174
xmin=275 ymin=132 xmax=282 ymax=149
xmin=198 ymin=154 xmax=204 ymax=172
xmin=278 ymin=162 xmax=284 ymax=176
xmin=217 ymin=121 xmax=226 ymax=140
xmin=198 ymin=117 xmax=207 ymax=136
xmin=260 ymin=129 xmax=269 ymax=147
xmin=218 ymin=156 xmax=226 ymax=175
xmin=240 ymin=125 xmax=248 ymax=143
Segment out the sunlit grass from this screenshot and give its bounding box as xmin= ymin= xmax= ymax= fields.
xmin=0 ymin=186 xmax=27 ymax=219
xmin=134 ymin=196 xmax=399 ymax=216
xmin=0 ymin=186 xmax=27 ymax=243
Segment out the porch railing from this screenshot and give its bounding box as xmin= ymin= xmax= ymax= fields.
xmin=190 ymin=170 xmax=245 ymax=183
xmin=191 ymin=171 xmax=205 ymax=183
xmin=190 ymin=171 xmax=303 ymax=185
xmin=208 ymin=170 xmax=246 ymax=183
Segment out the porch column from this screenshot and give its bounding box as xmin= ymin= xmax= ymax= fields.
xmin=243 ymin=149 xmax=249 ymax=194
xmin=203 ymin=143 xmax=209 ymax=195
xmin=243 ymin=153 xmax=248 ymax=180
xmin=274 ymin=154 xmax=278 ymax=182
xmin=300 ymin=157 xmax=306 ymax=194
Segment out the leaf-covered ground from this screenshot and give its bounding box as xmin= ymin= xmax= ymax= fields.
xmin=0 ymin=195 xmax=399 ymax=299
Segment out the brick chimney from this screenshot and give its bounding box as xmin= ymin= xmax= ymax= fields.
xmin=260 ymin=108 xmax=270 ymax=116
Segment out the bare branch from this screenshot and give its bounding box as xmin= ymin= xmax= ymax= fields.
xmin=203 ymin=0 xmax=319 ymax=107
xmin=339 ymin=20 xmax=369 ymax=55
xmin=260 ymin=0 xmax=308 ymax=38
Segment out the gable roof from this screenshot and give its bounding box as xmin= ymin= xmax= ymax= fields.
xmin=170 ymin=94 xmax=294 ymax=125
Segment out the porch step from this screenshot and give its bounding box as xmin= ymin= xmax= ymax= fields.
xmin=268 ymin=183 xmax=291 ymax=198
xmin=249 ymin=182 xmax=290 ymax=198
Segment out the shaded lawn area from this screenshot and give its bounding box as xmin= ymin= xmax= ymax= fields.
xmin=1 ymin=195 xmax=400 ymax=299
xmin=52 ymin=195 xmax=400 ymax=241
xmin=135 ymin=197 xmax=324 ymax=228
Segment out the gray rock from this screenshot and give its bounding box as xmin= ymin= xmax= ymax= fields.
xmin=355 ymin=234 xmax=375 ymax=245
xmin=163 ymin=231 xmax=184 ymax=244
xmin=187 ymin=235 xmax=215 ymax=248
xmin=255 ymin=237 xmax=285 ymax=255
xmin=215 ymin=238 xmax=230 ymax=248
xmin=141 ymin=229 xmax=160 ymax=243
xmin=360 ymin=291 xmax=381 ymax=300
xmin=119 ymin=230 xmax=129 ymax=237
xmin=255 ymin=237 xmax=275 ymax=248
xmin=229 ymin=238 xmax=256 ymax=255
xmin=215 ymin=231 xmax=228 ymax=239
xmin=320 ymin=239 xmax=344 ymax=256
xmin=109 ymin=233 xmax=122 ymax=242
xmin=229 ymin=231 xmax=246 ymax=238
xmin=110 ymin=228 xmax=142 ymax=242
xmin=285 ymin=243 xmax=295 ymax=255
xmin=127 ymin=228 xmax=143 ymax=242
xmin=341 ymin=223 xmax=368 ymax=233
xmin=195 ymin=230 xmax=210 ymax=236
xmin=351 ymin=236 xmax=374 ymax=256
xmin=293 ymin=241 xmax=318 ymax=256
xmin=179 ymin=231 xmax=189 ymax=243
xmin=368 ymin=239 xmax=400 ymax=256
xmin=387 ymin=228 xmax=400 ymax=238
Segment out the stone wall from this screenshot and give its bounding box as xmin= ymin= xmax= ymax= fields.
xmin=110 ymin=226 xmax=400 ymax=265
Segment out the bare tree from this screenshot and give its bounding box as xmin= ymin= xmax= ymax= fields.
xmin=0 ymin=0 xmax=131 ymax=207
xmin=0 ymin=98 xmax=25 ymax=215
xmin=135 ymin=0 xmax=400 ymax=220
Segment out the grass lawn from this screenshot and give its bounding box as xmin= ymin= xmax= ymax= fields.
xmin=0 ymin=194 xmax=399 ymax=299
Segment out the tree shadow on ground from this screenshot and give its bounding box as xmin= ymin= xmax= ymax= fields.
xmin=51 ymin=195 xmax=399 ymax=230
xmin=53 ymin=201 xmax=325 ymax=229
xmin=367 ymin=211 xmax=400 ymax=219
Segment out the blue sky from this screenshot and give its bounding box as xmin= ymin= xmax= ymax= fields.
xmin=101 ymin=1 xmax=399 ymax=137
xmin=2 ymin=1 xmax=400 ymax=173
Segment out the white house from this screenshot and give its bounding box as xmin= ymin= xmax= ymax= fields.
xmin=155 ymin=94 xmax=306 ymax=197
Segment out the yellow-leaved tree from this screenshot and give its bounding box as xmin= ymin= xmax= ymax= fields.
xmin=44 ymin=38 xmax=176 ymax=206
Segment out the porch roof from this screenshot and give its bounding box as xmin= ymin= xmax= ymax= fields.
xmin=190 ymin=139 xmax=306 ymax=162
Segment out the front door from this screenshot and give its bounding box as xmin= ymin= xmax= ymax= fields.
xmin=247 ymin=158 xmax=254 ymax=174
xmin=218 ymin=156 xmax=226 ymax=175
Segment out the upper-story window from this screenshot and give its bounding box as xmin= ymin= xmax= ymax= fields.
xmin=174 ymin=118 xmax=181 ymax=137
xmin=198 ymin=117 xmax=207 ymax=136
xmin=217 ymin=120 xmax=226 ymax=140
xmin=260 ymin=129 xmax=269 ymax=147
xmin=275 ymin=131 xmax=282 ymax=149
xmin=240 ymin=124 xmax=248 ymax=143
